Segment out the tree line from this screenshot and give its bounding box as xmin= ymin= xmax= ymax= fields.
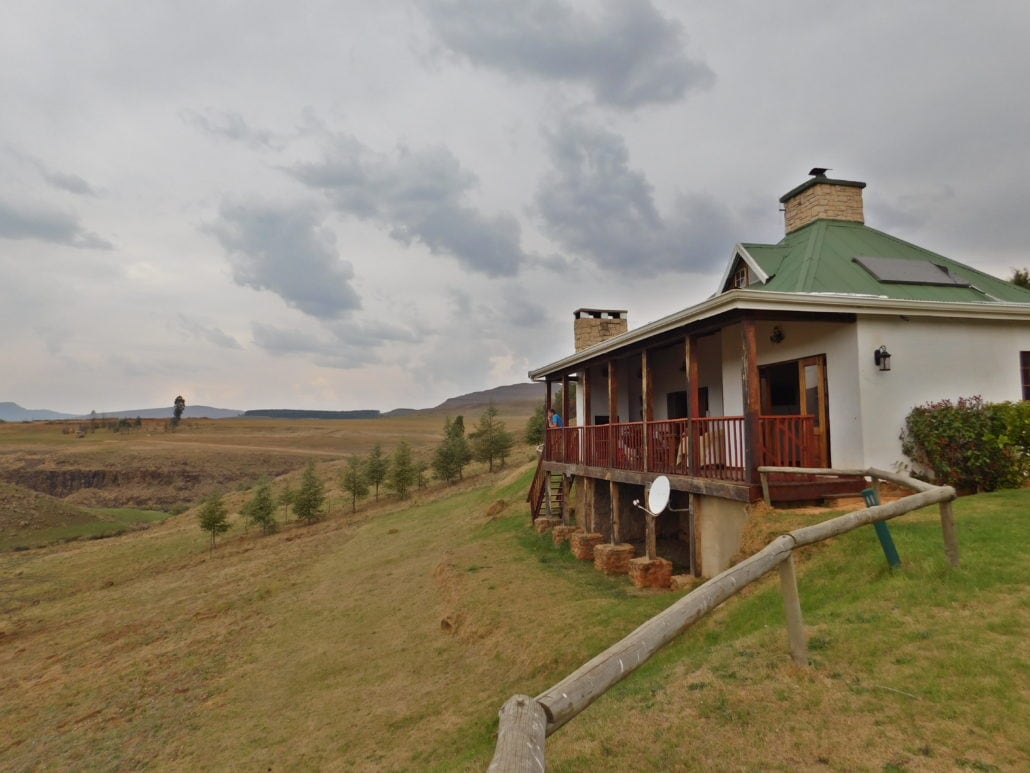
xmin=199 ymin=402 xmax=523 ymax=548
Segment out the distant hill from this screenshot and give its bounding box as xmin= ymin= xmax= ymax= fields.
xmin=85 ymin=406 xmax=243 ymax=420
xmin=426 ymin=382 xmax=543 ymax=414
xmin=0 ymin=383 xmax=543 ymax=423
xmin=243 ymin=409 xmax=380 ymax=420
xmin=0 ymin=403 xmax=76 ymax=422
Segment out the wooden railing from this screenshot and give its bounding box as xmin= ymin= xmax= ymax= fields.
xmin=490 ymin=468 xmax=959 ymax=771
xmin=546 ymin=416 xmax=804 ymax=483
xmin=526 ymin=450 xmax=548 ymax=521
xmin=760 ymin=415 xmax=816 ymax=469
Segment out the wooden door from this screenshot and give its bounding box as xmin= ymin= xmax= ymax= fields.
xmin=799 ymin=355 xmax=829 ymax=466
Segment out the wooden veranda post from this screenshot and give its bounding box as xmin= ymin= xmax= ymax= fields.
xmin=741 ymin=318 xmax=761 ymax=484
xmin=607 ymin=359 xmax=618 ymax=466
xmin=582 ymin=366 xmax=592 ymax=432
xmin=642 ymin=349 xmax=653 ymax=471
xmin=561 ymin=374 xmax=570 ymax=427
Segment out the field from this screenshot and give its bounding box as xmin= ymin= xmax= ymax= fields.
xmin=0 ymin=414 xmax=1027 ymax=770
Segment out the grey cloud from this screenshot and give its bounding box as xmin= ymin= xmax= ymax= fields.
xmin=291 ymin=136 xmax=529 ymax=277
xmin=251 ymin=318 xmax=418 ymax=369
xmin=180 ymin=109 xmax=282 ymax=151
xmin=39 ymin=168 xmax=100 ymax=197
xmin=176 ymin=313 xmax=243 ymax=350
xmin=534 ymin=122 xmax=737 ymax=274
xmin=422 ymin=0 xmax=714 ymax=108
xmin=0 ymin=199 xmax=112 ymax=249
xmin=206 ymin=202 xmax=361 ymax=319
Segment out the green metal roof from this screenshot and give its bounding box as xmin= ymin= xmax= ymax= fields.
xmin=738 ymin=219 xmax=1030 ymax=303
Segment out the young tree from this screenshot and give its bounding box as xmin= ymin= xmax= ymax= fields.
xmin=390 ymin=441 xmax=417 ymax=499
xmin=172 ymin=395 xmax=186 ymax=428
xmin=341 ymin=455 xmax=368 ymax=513
xmin=293 ymin=461 xmax=326 ymax=524
xmin=278 ymin=481 xmax=295 ymax=523
xmin=432 ymin=416 xmax=472 ymax=484
xmin=198 ymin=492 xmax=230 ymax=549
xmin=449 ymin=415 xmax=472 ymax=480
xmin=524 ymin=401 xmax=546 ymax=445
xmin=416 ymin=460 xmax=429 ymax=489
xmin=471 ymin=403 xmax=516 ymax=472
xmin=242 ymin=483 xmax=277 ymax=535
xmin=365 ymin=444 xmax=389 ymax=502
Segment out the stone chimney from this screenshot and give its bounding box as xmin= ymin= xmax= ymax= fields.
xmin=574 ymin=308 xmax=627 ymax=352
xmin=780 ymin=169 xmax=866 ymax=234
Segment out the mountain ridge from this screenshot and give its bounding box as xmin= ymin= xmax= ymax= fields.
xmin=0 ymin=382 xmax=544 ymax=422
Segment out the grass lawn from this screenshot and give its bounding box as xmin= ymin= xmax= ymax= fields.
xmin=0 ymin=468 xmax=1026 ymax=771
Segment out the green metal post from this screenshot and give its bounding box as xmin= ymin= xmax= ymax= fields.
xmin=861 ymin=487 xmax=901 ymax=568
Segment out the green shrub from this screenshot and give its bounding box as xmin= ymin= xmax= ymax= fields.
xmin=900 ymin=396 xmax=1029 ymax=492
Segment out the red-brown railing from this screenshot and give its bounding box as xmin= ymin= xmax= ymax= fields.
xmin=759 ymin=415 xmax=816 ymax=469
xmin=544 ymin=416 xmax=813 ymax=486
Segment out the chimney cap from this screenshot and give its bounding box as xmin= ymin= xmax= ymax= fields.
xmin=574 ymin=308 xmax=627 ymax=319
xmin=779 ymin=173 xmax=866 ymax=204
xmin=808 ymin=167 xmax=831 ymax=177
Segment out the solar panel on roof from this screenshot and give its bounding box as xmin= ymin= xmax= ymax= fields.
xmin=852 ymin=255 xmax=970 ymax=286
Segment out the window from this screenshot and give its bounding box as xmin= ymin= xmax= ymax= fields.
xmin=1022 ymin=352 xmax=1030 ymax=400
xmin=732 ymin=264 xmax=748 ymax=289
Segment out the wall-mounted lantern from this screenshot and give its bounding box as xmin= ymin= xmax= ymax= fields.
xmin=874 ymin=345 xmax=892 ymax=371
xmin=770 ymin=325 xmax=785 ymax=344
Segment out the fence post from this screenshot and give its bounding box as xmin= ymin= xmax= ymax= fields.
xmin=938 ymin=500 xmax=960 ymax=567
xmin=861 ymin=488 xmax=901 ymax=568
xmin=778 ymin=552 xmax=808 ymax=666
xmin=488 ymin=695 xmax=548 ymax=773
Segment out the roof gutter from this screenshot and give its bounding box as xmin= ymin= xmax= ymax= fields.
xmin=528 ymin=289 xmax=1030 ymax=380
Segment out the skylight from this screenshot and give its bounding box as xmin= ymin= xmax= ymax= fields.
xmin=853 ymin=256 xmax=971 ymax=286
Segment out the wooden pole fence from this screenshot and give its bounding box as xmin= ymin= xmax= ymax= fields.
xmin=488 ymin=468 xmax=958 ymax=771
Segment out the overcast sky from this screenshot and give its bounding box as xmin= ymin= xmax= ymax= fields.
xmin=3 ymin=1 xmax=1029 ymax=414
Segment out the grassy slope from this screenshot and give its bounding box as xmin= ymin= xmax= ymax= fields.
xmin=0 ymin=469 xmax=1026 ymax=771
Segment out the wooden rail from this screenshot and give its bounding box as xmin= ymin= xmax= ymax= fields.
xmin=490 ymin=468 xmax=958 ymax=771
xmin=545 ymin=416 xmax=813 ymax=484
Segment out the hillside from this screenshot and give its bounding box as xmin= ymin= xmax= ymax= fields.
xmin=425 ymin=381 xmax=543 ymax=414
xmin=0 ymin=480 xmax=100 ymax=533
xmin=0 ymin=463 xmax=1025 ymax=770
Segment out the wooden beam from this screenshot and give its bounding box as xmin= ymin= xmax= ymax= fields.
xmin=561 ymin=374 xmax=570 ymax=426
xmin=487 ymin=694 xmax=548 ymax=773
xmin=740 ymin=318 xmax=761 ymax=484
xmin=686 ymin=335 xmax=700 ymax=420
xmin=778 ymin=553 xmax=808 ymax=666
xmin=542 ymin=462 xmax=756 ymax=502
xmin=607 ymin=359 xmax=618 ymax=467
xmin=583 ymin=367 xmax=592 ymax=428
xmin=642 ymin=349 xmax=652 ymax=471
xmin=610 ymin=480 xmax=622 ymax=543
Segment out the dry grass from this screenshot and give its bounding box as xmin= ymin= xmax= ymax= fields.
xmin=1 ymin=413 xmax=1026 ymax=771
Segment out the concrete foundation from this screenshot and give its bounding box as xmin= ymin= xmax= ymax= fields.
xmin=694 ymin=494 xmax=750 ymax=578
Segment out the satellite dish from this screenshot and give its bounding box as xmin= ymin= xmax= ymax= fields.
xmin=647 ymin=476 xmax=671 ymax=515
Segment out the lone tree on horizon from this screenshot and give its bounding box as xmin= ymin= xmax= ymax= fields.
xmin=172 ymin=395 xmax=186 ymax=427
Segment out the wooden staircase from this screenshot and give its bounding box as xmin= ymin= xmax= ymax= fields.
xmin=528 ymin=453 xmax=565 ymax=520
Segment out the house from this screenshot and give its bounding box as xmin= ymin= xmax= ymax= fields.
xmin=529 ymin=170 xmax=1030 ymax=578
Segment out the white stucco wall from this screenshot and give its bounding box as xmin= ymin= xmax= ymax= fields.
xmin=856 ymin=315 xmax=1030 ymax=470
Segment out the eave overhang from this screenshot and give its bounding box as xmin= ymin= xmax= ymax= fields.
xmin=528 ymin=289 xmax=1030 ymax=381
